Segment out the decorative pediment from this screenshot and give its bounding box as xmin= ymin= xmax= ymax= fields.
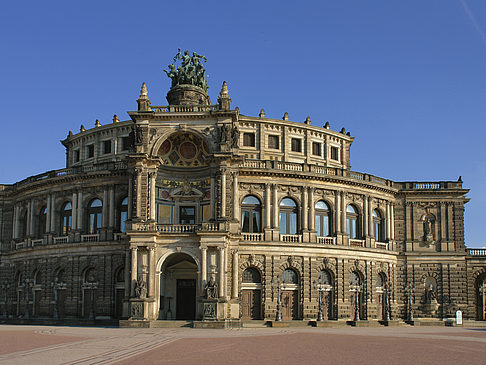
xmin=170 ymin=180 xmax=203 ymax=198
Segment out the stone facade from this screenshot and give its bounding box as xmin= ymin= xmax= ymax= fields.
xmin=1 ymin=65 xmax=485 ymax=324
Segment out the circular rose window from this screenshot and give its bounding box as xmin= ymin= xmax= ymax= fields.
xmin=179 ymin=141 xmax=197 ymax=160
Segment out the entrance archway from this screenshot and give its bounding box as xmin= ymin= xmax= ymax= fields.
xmin=159 ymin=253 xmax=198 ymax=320
xmin=241 ymin=267 xmax=262 ymax=320
xmin=477 ymin=275 xmax=486 ymax=321
xmin=281 ymin=268 xmax=300 ymax=320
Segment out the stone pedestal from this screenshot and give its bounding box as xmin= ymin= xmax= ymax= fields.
xmin=166 ymin=85 xmax=210 ymax=106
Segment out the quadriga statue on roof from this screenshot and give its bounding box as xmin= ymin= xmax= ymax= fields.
xmin=164 ymin=49 xmax=208 ymax=91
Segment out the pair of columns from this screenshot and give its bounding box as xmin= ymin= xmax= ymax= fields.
xmin=130 ymin=246 xmax=155 ymax=298
xmin=200 ymin=246 xmax=229 ymax=298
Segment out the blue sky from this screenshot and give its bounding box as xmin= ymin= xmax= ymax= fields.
xmin=0 ymin=1 xmax=485 ymax=247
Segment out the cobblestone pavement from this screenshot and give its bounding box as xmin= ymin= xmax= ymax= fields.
xmin=0 ymin=325 xmax=485 ymax=365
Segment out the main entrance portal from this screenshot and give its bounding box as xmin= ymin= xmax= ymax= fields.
xmin=159 ymin=253 xmax=198 ymax=320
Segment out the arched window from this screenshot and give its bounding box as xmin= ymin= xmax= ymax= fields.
xmin=318 ymin=270 xmax=333 ymax=286
xmin=55 ymin=269 xmax=65 ymax=283
xmin=60 ymin=202 xmax=72 ymax=236
xmin=372 ymin=209 xmax=383 ymax=241
xmin=33 ymin=270 xmax=42 ymax=286
xmin=282 ymin=268 xmax=299 ymax=284
xmin=280 ymin=198 xmax=298 ymax=235
xmin=38 ymin=206 xmax=47 ymax=238
xmin=241 ymin=195 xmax=261 ymax=233
xmin=243 ymin=267 xmax=261 ymax=283
xmin=350 ymin=271 xmax=361 ymax=287
xmin=84 ymin=268 xmax=97 ymax=284
xmin=376 ymin=272 xmax=387 ymax=288
xmin=119 ymin=197 xmax=128 ymax=233
xmin=315 ymin=201 xmax=331 ymax=237
xmin=346 ymin=205 xmax=359 ymax=239
xmin=88 ymin=199 xmax=102 ymax=234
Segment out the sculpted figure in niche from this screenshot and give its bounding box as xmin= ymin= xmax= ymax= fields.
xmin=135 ymin=278 xmax=147 ymax=299
xmin=204 ymin=275 xmax=218 ymax=299
xmin=231 ymin=126 xmax=240 ymax=148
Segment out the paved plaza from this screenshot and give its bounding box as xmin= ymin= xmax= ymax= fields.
xmin=0 ymin=325 xmax=485 ymax=364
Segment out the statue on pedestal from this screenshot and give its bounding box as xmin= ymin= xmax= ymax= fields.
xmin=204 ymin=276 xmax=218 ymax=299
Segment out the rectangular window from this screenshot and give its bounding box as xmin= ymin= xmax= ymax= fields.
xmin=102 ymin=140 xmax=112 ymax=154
xmin=243 ymin=132 xmax=255 ymax=147
xmin=121 ymin=136 xmax=130 ymax=151
xmin=312 ymin=142 xmax=321 ymax=156
xmin=268 ymin=135 xmax=279 ymax=150
xmin=74 ymin=150 xmax=80 ymax=163
xmin=291 ymin=138 xmax=302 ymax=153
xmin=87 ymin=144 xmax=94 ymax=158
xmin=179 ymin=206 xmax=195 ymax=224
xmin=330 ymin=146 xmax=339 ymax=161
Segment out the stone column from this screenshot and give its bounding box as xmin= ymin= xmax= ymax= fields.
xmin=13 ymin=204 xmax=18 ymax=239
xmin=201 ymin=247 xmax=207 ymax=292
xmin=390 ymin=203 xmax=395 ymax=241
xmin=130 ymin=247 xmax=138 ymax=297
xmin=302 ymin=187 xmax=308 ymax=231
xmin=309 ymin=188 xmax=315 ymax=230
xmin=77 ymin=191 xmax=83 ymax=230
xmin=102 ymin=188 xmax=109 ymax=228
xmin=440 ymin=202 xmax=446 ymax=242
xmin=135 ymin=170 xmax=142 ymax=218
xmin=265 ymin=184 xmax=271 ymax=229
xmin=363 ymin=195 xmax=368 ymax=237
xmin=148 ymin=247 xmax=155 ymax=298
xmin=50 ymin=195 xmax=56 ymax=233
xmin=124 ymin=249 xmax=130 ymax=299
xmin=233 ymin=172 xmax=239 ymax=221
xmin=210 ymin=177 xmax=215 ymax=220
xmin=232 ymin=250 xmax=239 ymax=299
xmin=221 ymin=171 xmax=226 ymax=218
xmin=340 ymin=191 xmax=346 ymax=233
xmin=29 ymin=199 xmax=35 ymax=236
xmin=218 ymin=247 xmax=225 ymax=298
xmin=368 ymin=196 xmax=373 ymax=237
xmin=72 ymin=191 xmax=78 ymax=230
xmin=272 ymin=184 xmax=278 ymax=229
xmin=46 ymin=194 xmax=51 ymax=234
xmin=109 ymin=186 xmax=115 ymax=228
xmin=335 ymin=192 xmax=341 ymax=234
xmin=150 ymin=172 xmax=156 ymax=221
xmin=128 ymin=175 xmax=133 ymax=219
xmin=26 ymin=200 xmax=31 ymax=237
xmin=386 ymin=201 xmax=391 ymax=241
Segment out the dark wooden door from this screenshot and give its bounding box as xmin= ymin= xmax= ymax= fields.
xmin=242 ymin=289 xmax=261 ymax=320
xmin=350 ymin=292 xmax=364 ymax=320
xmin=322 ymin=291 xmax=331 ymax=320
xmin=281 ymin=290 xmax=298 ymax=320
xmin=115 ymin=288 xmax=124 ymax=319
xmin=377 ymin=293 xmax=384 ymax=321
xmin=176 ymin=279 xmax=196 ymax=320
xmin=84 ymin=289 xmax=95 ymax=319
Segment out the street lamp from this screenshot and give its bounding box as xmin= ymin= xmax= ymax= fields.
xmin=85 ymin=282 xmax=98 ymax=320
xmin=405 ymin=282 xmax=415 ymax=322
xmin=350 ymin=284 xmax=362 ymax=322
xmin=23 ymin=278 xmax=33 ymax=319
xmin=1 ymin=281 xmax=10 ymax=319
xmin=384 ymin=281 xmax=392 ymax=322
xmin=271 ymin=275 xmax=282 ymax=322
xmin=313 ymin=279 xmax=325 ymax=322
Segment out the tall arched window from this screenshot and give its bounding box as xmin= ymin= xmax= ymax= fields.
xmin=88 ymin=199 xmax=103 ymax=234
xmin=241 ymin=195 xmax=261 ymax=233
xmin=318 ymin=270 xmax=333 ymax=286
xmin=280 ymin=198 xmax=298 ymax=235
xmin=119 ymin=197 xmax=128 ymax=233
xmin=243 ymin=267 xmax=262 ymax=284
xmin=376 ymin=272 xmax=387 ymax=288
xmin=282 ymin=268 xmax=299 ymax=284
xmin=60 ymin=202 xmax=72 ymax=235
xmin=346 ymin=205 xmax=359 ymax=239
xmin=372 ymin=209 xmax=383 ymax=241
xmin=38 ymin=206 xmax=47 ymax=238
xmin=315 ymin=201 xmax=331 ymax=237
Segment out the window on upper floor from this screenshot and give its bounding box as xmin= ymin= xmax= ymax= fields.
xmin=119 ymin=197 xmax=128 ymax=233
xmin=241 ymin=195 xmax=261 ymax=233
xmin=372 ymin=209 xmax=384 ymax=242
xmin=243 ymin=132 xmax=256 ymax=147
xmin=74 ymin=149 xmax=80 ymax=163
xmin=346 ymin=204 xmax=359 ymax=239
xmin=86 ymin=144 xmax=95 ymax=159
xmin=291 ymin=138 xmax=302 ymax=153
xmin=60 ymin=202 xmax=72 ymax=236
xmin=330 ymin=146 xmax=339 ymax=161
xmin=279 ymin=198 xmax=298 ymax=235
xmin=179 ymin=206 xmax=195 ymax=225
xmin=102 ymin=140 xmax=112 ymax=154
xmin=87 ymin=199 xmax=102 ymax=234
xmin=312 ymin=142 xmax=321 ymax=156
xmin=315 ymin=201 xmax=331 ymax=237
xmin=121 ymin=136 xmax=130 ymax=152
xmin=268 ymin=135 xmax=279 ymax=150
xmin=38 ymin=206 xmax=47 ymax=238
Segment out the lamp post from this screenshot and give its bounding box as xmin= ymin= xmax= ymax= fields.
xmin=271 ymin=275 xmax=282 ymax=322
xmin=23 ymin=278 xmax=32 ymax=319
xmin=479 ymin=285 xmax=484 ymax=320
xmin=405 ymin=282 xmax=415 ymax=322
xmin=351 ymin=284 xmax=362 ymax=322
xmin=85 ymin=282 xmax=98 ymax=320
xmin=1 ymin=281 xmax=10 ymax=319
xmin=313 ymin=279 xmax=324 ymax=322
xmin=51 ymin=281 xmax=67 ymax=320
xmin=384 ymin=281 xmax=392 ymax=322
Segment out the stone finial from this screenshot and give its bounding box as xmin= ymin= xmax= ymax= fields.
xmin=346 ymin=132 xmax=351 ymax=136
xmin=324 ymin=121 xmax=330 ymax=129
xmin=458 ymin=176 xmax=462 ymax=182
xmin=80 ymin=125 xmax=86 ymax=132
xmin=137 ymin=82 xmax=151 ymax=112
xmin=67 ymin=131 xmax=73 ymax=138
xmin=259 ymin=109 xmax=265 ymax=118
xmin=305 ymin=116 xmax=311 ymax=125
xmin=217 ymin=81 xmax=232 ymax=110
xmin=340 ymin=127 xmax=346 ymax=134
xmin=95 ymin=119 xmax=101 ymax=127
xmin=113 ymin=114 xmax=119 ymax=123
xmin=282 ymin=112 xmax=289 ymax=121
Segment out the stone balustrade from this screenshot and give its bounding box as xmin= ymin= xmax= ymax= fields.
xmin=317 ymin=236 xmax=336 ymax=245
xmin=280 ymin=234 xmax=302 ymax=243
xmin=467 ymin=248 xmax=486 ymax=256
xmin=241 ymin=233 xmax=264 ymax=241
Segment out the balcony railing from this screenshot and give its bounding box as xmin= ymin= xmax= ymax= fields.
xmin=280 ymin=234 xmax=302 ymax=243
xmin=375 ymin=241 xmax=388 ymax=250
xmin=157 ymin=224 xmax=198 ymax=233
xmin=467 ymin=248 xmax=486 ymax=256
xmin=53 ymin=236 xmax=70 ymax=244
xmin=317 ymin=236 xmax=336 ymax=245
xmin=349 ymin=239 xmax=364 ymax=247
xmin=31 ymin=239 xmax=46 ymax=247
xmin=150 ymin=105 xmax=219 ymax=113
xmin=242 ymin=233 xmax=264 ymax=241
xmin=81 ymin=234 xmax=100 ymax=242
